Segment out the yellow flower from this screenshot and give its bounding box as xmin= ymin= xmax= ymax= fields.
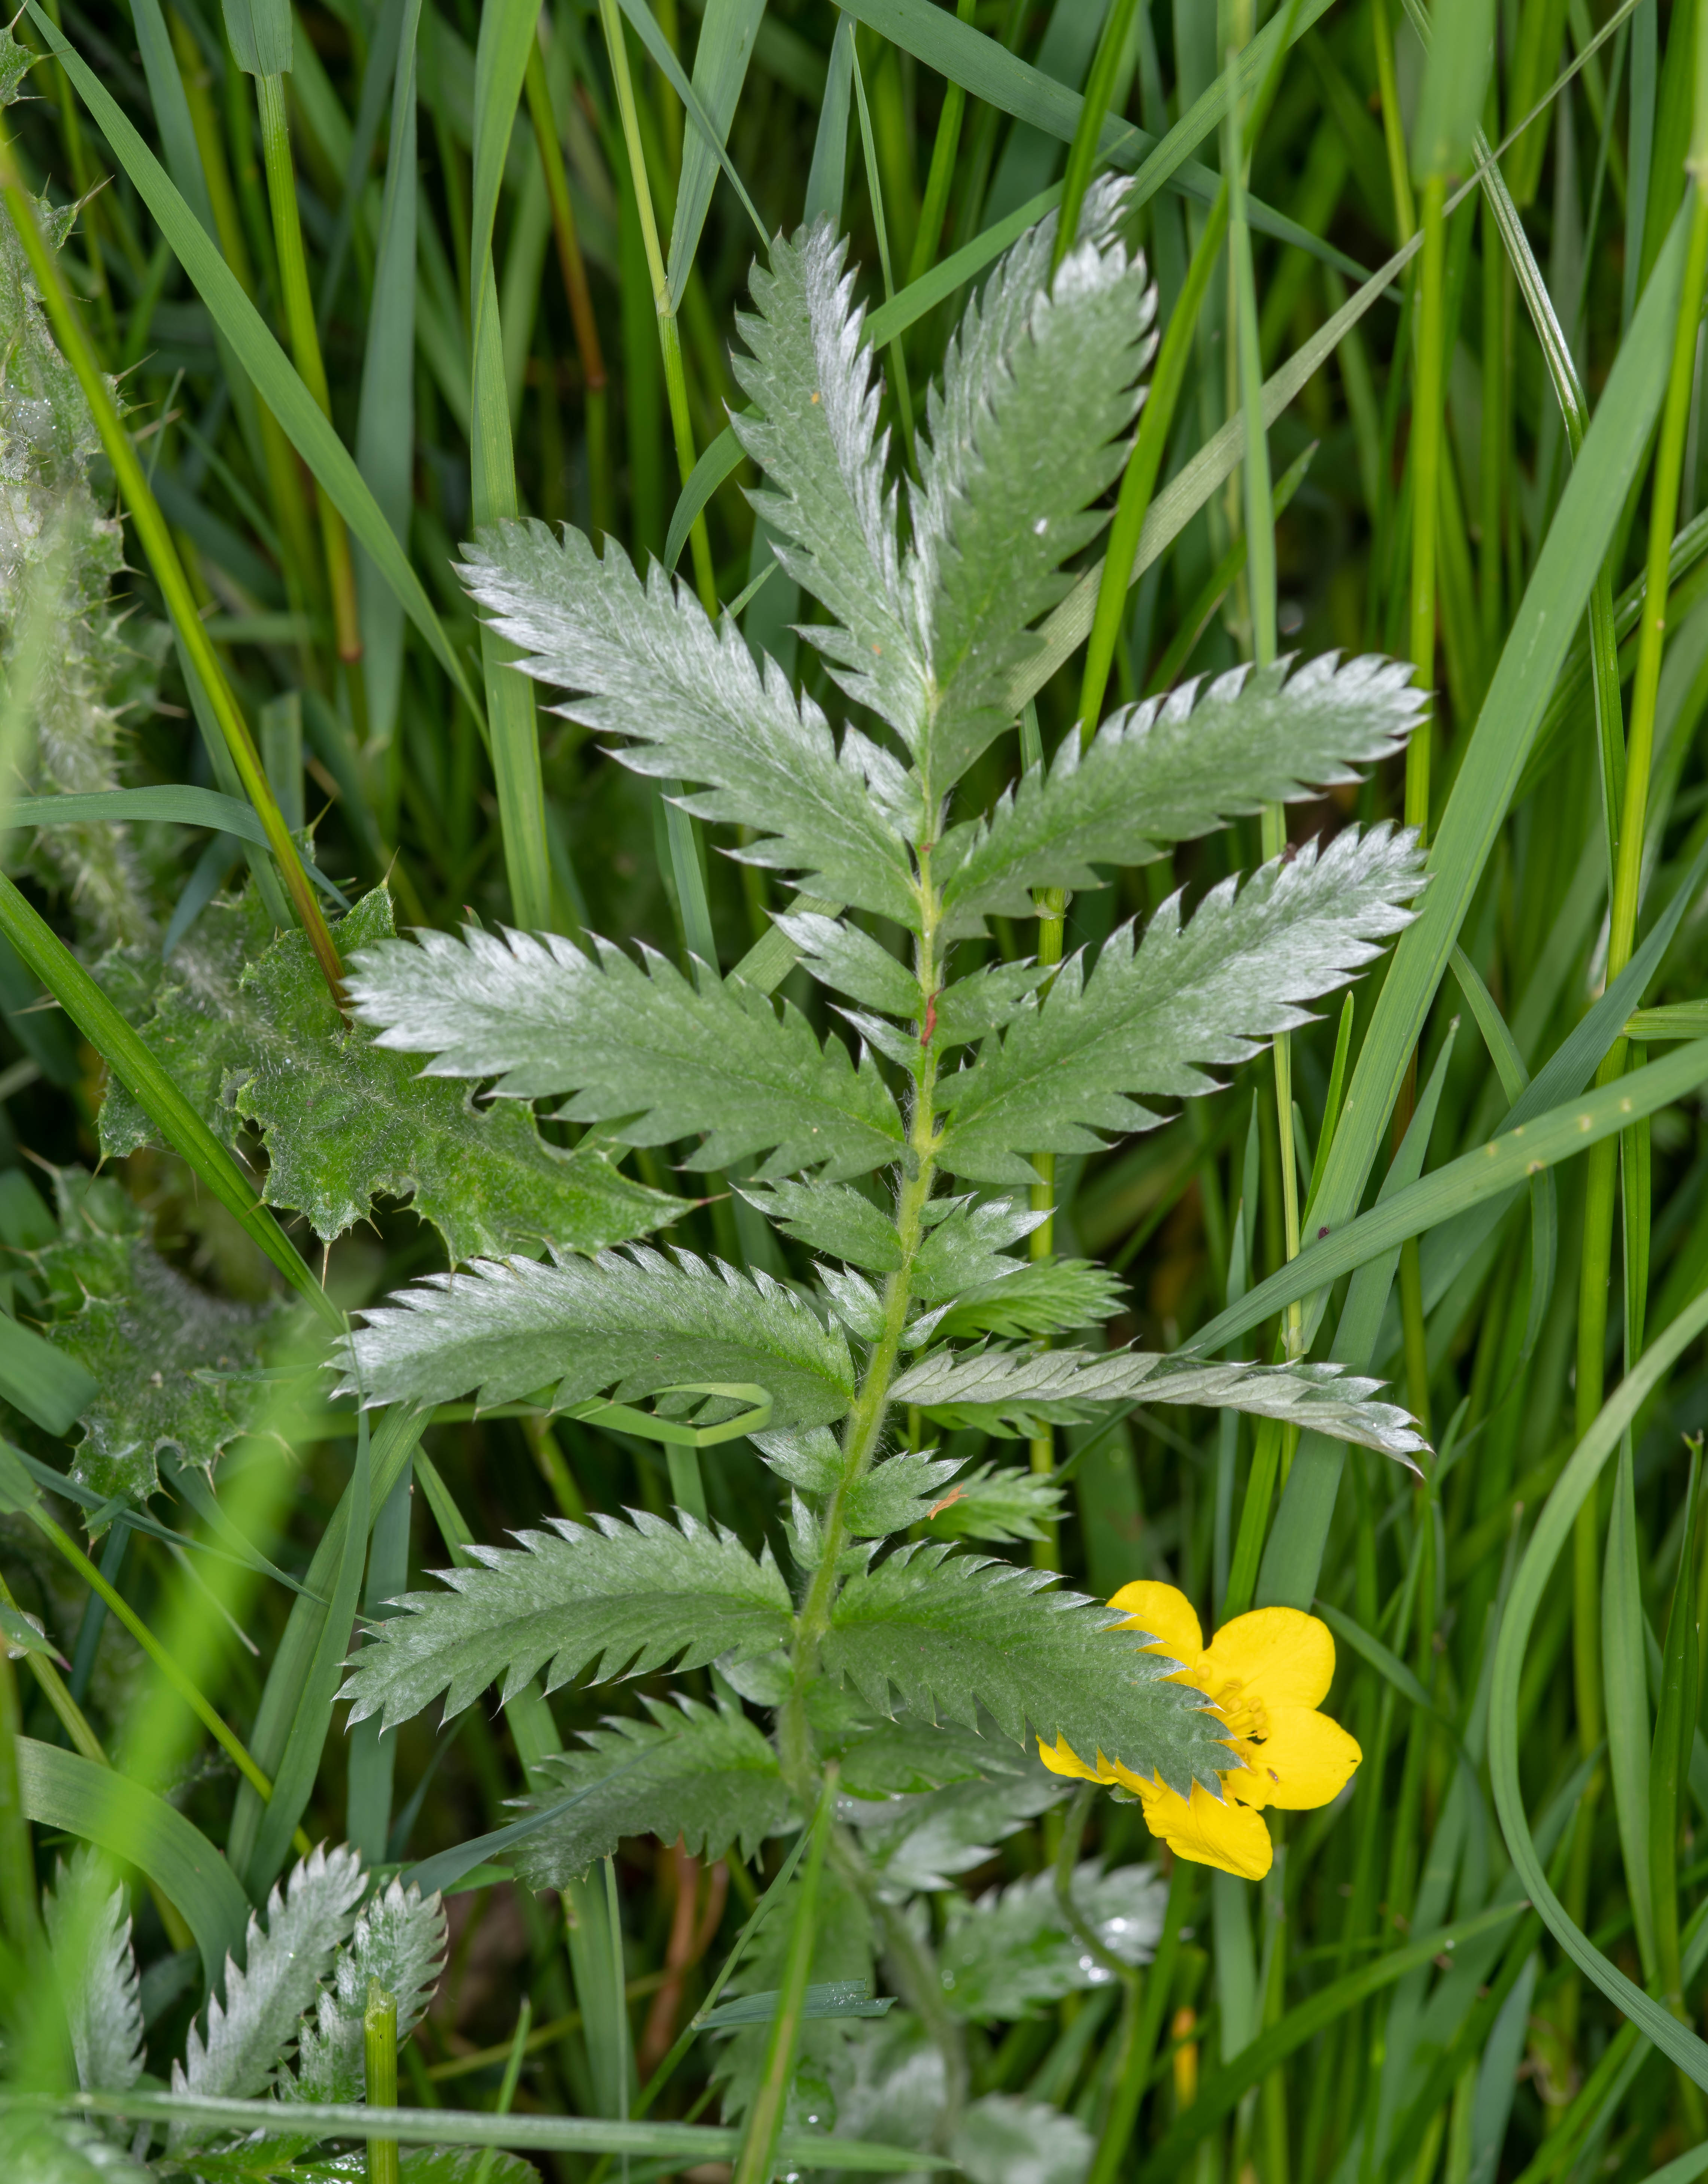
xmin=1038 ymin=1581 xmax=1362 ymax=1881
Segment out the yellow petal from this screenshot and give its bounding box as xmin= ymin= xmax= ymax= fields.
xmin=1206 ymin=1606 xmax=1336 ymax=1712
xmin=1225 ymin=1706 xmax=1362 ymax=1811
xmin=1107 ymin=1581 xmax=1204 ymax=1667
xmin=1137 ymin=1779 xmax=1273 ymax=1879
xmin=1038 ymin=1734 xmax=1106 ymax=1783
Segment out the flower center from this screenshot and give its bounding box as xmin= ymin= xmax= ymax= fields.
xmin=1209 ymin=1676 xmax=1270 ymax=1743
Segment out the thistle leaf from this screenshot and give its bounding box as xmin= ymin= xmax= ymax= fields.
xmin=939 ymin=1861 xmax=1166 ymax=2021
xmin=101 ymin=889 xmax=680 ymax=1263
xmin=939 ymin=653 xmax=1425 ymax=930
xmin=43 ymin=1853 xmax=144 ymax=2093
xmin=31 ymin=1172 xmax=286 ymax=1500
xmin=173 ymin=1844 xmax=365 ymax=2118
xmin=888 ymin=1347 xmax=1428 ymax=1461
xmin=730 ymin=222 xmax=927 ymax=754
xmin=823 ymin=1544 xmax=1231 ymax=1797
xmin=338 ymin=1509 xmax=796 ymax=1731
xmin=458 ymin=520 xmax=923 ymax=921
xmin=344 ymin=923 xmax=906 ymax=1181
xmin=934 ymin=826 xmax=1426 ymax=1183
xmin=340 ymin=1246 xmax=856 ymax=1426
xmin=510 ymin=1694 xmax=790 ymax=1886
xmin=906 ymin=175 xmax=1155 ymax=791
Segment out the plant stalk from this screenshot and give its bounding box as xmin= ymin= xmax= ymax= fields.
xmin=364 ymin=1983 xmax=399 ymax=2184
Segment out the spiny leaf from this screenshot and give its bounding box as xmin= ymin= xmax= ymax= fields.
xmin=823 ymin=1544 xmax=1230 ymax=1798
xmin=889 ymin=1347 xmax=1428 ymax=1460
xmin=289 ymin=1880 xmax=447 ymax=2105
xmin=43 ymin=1852 xmax=144 ymax=2094
xmin=344 ymin=923 xmax=906 ymax=1181
xmin=843 ymin=1746 xmax=1064 ymax=1894
xmin=510 ymin=1694 xmax=790 ymax=1886
xmin=173 ymin=1844 xmax=365 ymax=2123
xmin=730 ymin=220 xmax=927 ymax=753
xmin=922 ymin=1460 xmax=1062 ymax=1543
xmin=458 ymin=518 xmax=924 ymax=921
xmin=29 ymin=1171 xmax=286 ymax=1500
xmin=908 ymin=174 xmax=1154 ymax=793
xmin=340 ymin=1245 xmax=856 ymax=1426
xmin=338 ymin=1508 xmax=797 ymax=1732
xmin=938 ymin=1861 xmax=1166 ymax=2022
xmin=101 ymin=889 xmax=681 ymax=1263
xmin=938 ymin=652 xmax=1425 ymax=931
xmin=934 ymin=825 xmax=1426 ymax=1184
xmin=832 ymin=1715 xmax=1003 ymax=1799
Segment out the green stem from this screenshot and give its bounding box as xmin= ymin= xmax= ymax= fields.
xmin=1087 ymin=1862 xmax=1192 ymax=2183
xmin=0 ymin=133 xmax=346 ymax=1006
xmin=732 ymin=1776 xmax=836 ymax=2184
xmin=1408 ymin=172 xmax=1448 ymax=841
xmin=905 ymin=0 xmax=975 ymax=287
xmin=255 ymin=73 xmax=362 ymax=671
xmin=1371 ymin=0 xmax=1418 ymax=243
xmin=364 ymin=1983 xmax=399 ymax=2184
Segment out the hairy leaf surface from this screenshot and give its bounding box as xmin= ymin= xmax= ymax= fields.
xmin=512 ymin=1695 xmax=790 ymax=1885
xmin=731 ymin=222 xmax=927 ymax=752
xmin=101 ymin=890 xmax=678 ymax=1262
xmin=907 ymin=176 xmax=1154 ymax=791
xmin=953 ymin=2096 xmax=1093 ymax=2184
xmin=339 ymin=1510 xmax=796 ymax=1731
xmin=890 ymin=1348 xmax=1428 ymax=1459
xmin=932 ymin=1258 xmax=1124 ymax=1340
xmin=923 ymin=1460 xmax=1063 ymax=1543
xmin=823 ymin=1546 xmax=1229 ymax=1797
xmin=290 ymin=1880 xmax=446 ymax=2104
xmin=939 ymin=654 xmax=1424 ymax=929
xmin=341 ymin=1247 xmax=855 ymax=1425
xmin=939 ymin=1861 xmax=1166 ymax=2021
xmin=934 ymin=827 xmax=1425 ymax=1182
xmin=43 ymin=1852 xmax=144 ymax=2093
xmin=738 ymin=1181 xmax=903 ymax=1274
xmin=30 ymin=1172 xmax=285 ymax=1500
xmin=345 ymin=923 xmax=905 ymax=1180
xmin=173 ymin=1844 xmax=365 ymax=2120
xmin=459 ymin=521 xmax=923 ymax=919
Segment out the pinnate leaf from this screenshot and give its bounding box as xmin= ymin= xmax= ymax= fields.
xmin=511 ymin=1694 xmax=790 ymax=1885
xmin=340 ymin=1245 xmax=856 ymax=1426
xmin=922 ymin=1459 xmax=1063 ymax=1543
xmin=339 ymin=1508 xmax=796 ymax=1731
xmin=345 ymin=922 xmax=906 ymax=1181
xmin=459 ymin=520 xmax=923 ymax=922
xmin=939 ymin=652 xmax=1424 ymax=930
xmin=934 ymin=825 xmax=1425 ymax=1184
xmin=843 ymin=1745 xmax=1064 ymax=1894
xmin=290 ymin=1879 xmax=446 ymax=2104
